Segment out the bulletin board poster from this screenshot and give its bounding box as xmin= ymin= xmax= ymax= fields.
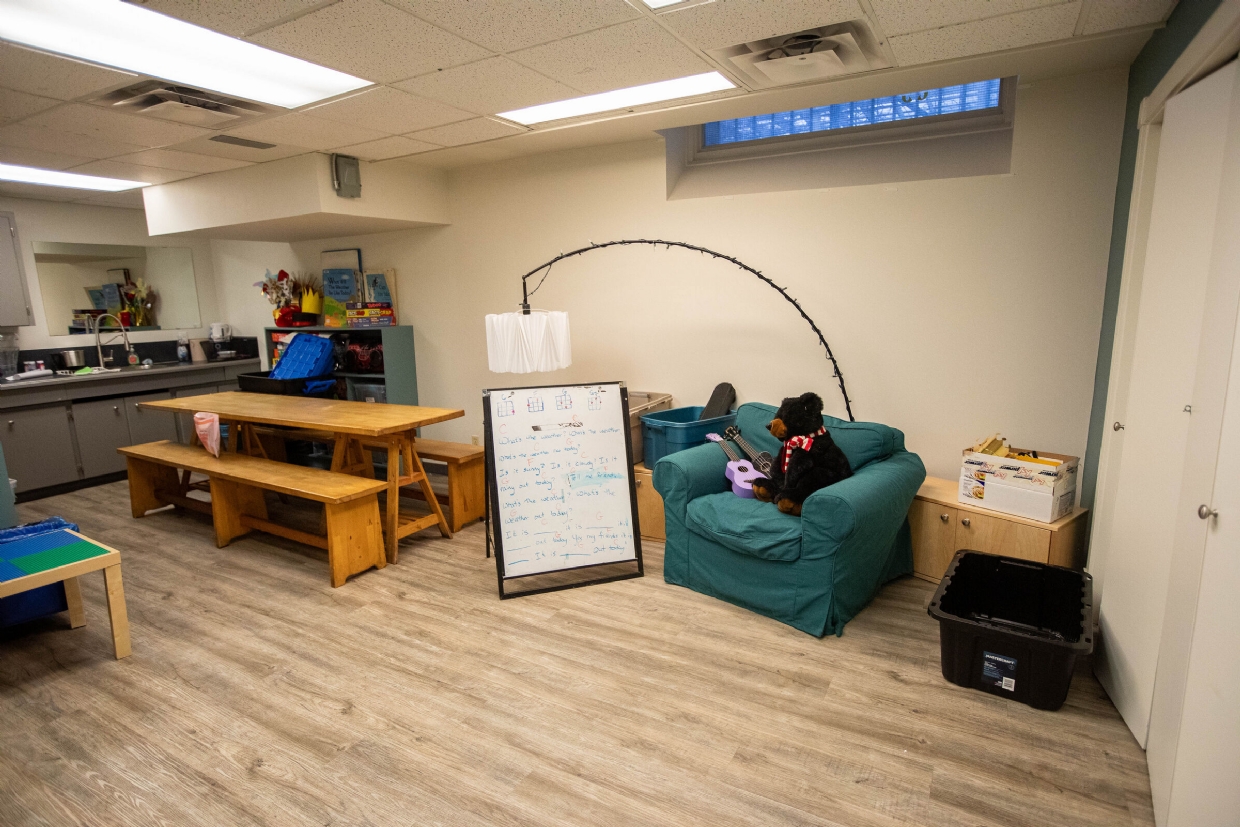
xmin=483 ymin=382 xmax=643 ymax=598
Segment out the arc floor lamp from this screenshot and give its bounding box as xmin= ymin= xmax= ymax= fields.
xmin=484 ymin=238 xmax=855 ymax=422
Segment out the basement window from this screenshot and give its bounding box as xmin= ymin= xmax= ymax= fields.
xmin=703 ymin=78 xmax=1003 ymax=147
xmin=662 ymin=77 xmax=1016 ymax=199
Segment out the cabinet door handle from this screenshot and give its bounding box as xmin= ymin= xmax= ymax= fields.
xmin=940 ymin=513 xmax=949 ymax=522
xmin=1198 ymin=504 xmax=1218 ymax=520
xmin=113 ymin=406 xmax=120 ymax=414
xmin=6 ymin=420 xmax=12 ymax=429
xmin=961 ymin=517 xmax=971 ymax=527
xmin=636 ymin=479 xmax=642 ymax=487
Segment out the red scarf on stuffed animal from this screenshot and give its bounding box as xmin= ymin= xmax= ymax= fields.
xmin=778 ymin=426 xmax=827 ymax=473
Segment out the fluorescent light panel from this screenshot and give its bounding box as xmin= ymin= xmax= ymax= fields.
xmin=643 ymin=0 xmax=688 ymax=7
xmin=0 ymin=0 xmax=372 ymax=108
xmin=499 ymin=72 xmax=735 ymax=125
xmin=0 ymin=162 xmax=148 ymax=191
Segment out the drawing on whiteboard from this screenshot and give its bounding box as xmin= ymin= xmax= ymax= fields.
xmin=486 ymin=383 xmax=640 ymax=584
xmin=497 ymin=398 xmax=515 ymax=417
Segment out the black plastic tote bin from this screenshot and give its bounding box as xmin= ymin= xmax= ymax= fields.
xmin=928 ymin=550 xmax=1094 ymax=711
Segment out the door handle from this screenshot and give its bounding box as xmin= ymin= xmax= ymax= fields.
xmin=1113 ymin=421 xmax=1125 ymax=431
xmin=961 ymin=517 xmax=971 ymax=527
xmin=1198 ymin=504 xmax=1218 ymax=520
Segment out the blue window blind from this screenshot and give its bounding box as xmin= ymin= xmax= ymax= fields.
xmin=703 ymin=78 xmax=1002 ymax=147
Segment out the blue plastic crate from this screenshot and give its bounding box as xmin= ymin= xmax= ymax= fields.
xmin=640 ymin=405 xmax=737 ymax=466
xmin=270 ymin=333 xmax=335 ymax=381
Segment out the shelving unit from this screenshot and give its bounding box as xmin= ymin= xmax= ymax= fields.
xmin=262 ymin=325 xmax=418 ymax=406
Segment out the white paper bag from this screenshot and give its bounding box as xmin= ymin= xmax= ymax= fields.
xmin=194 ymin=412 xmax=221 ymax=457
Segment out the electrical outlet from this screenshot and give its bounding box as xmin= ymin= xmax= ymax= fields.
xmin=471 ymin=435 xmax=480 ymax=446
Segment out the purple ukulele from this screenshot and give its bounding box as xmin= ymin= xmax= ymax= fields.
xmin=706 ymin=433 xmax=767 ymax=498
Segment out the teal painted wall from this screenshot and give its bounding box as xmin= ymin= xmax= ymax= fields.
xmin=1081 ymin=0 xmax=1226 ymax=510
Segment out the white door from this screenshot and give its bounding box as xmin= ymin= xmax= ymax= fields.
xmin=1094 ymin=61 xmax=1237 ymax=745
xmin=1157 ymin=320 xmax=1240 ymax=826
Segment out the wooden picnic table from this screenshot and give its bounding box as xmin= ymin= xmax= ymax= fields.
xmin=139 ymin=393 xmax=465 ymax=562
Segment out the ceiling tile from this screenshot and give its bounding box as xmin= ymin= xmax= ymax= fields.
xmin=511 ymin=18 xmax=712 ymax=95
xmin=0 ymin=144 xmax=93 ymax=170
xmin=303 ymin=86 xmax=472 ymax=133
xmin=0 ymin=181 xmax=81 ymax=201
xmin=0 ymin=88 xmax=60 ymax=124
xmin=1081 ymin=0 xmax=1177 ymax=35
xmin=249 ymin=0 xmax=492 ymax=83
xmin=66 ymin=159 xmax=197 ymax=185
xmin=332 ymin=135 xmax=439 ymax=160
xmin=77 ymin=190 xmax=147 ymax=209
xmin=0 ymin=123 xmax=146 ymax=159
xmin=660 ymin=0 xmax=863 ymax=51
xmin=22 ymin=103 xmax=211 ymax=148
xmin=111 ymin=148 xmax=254 ymax=173
xmin=224 ymin=112 xmax=387 ymax=151
xmin=133 ymin=0 xmax=331 ymax=37
xmin=870 ymin=0 xmax=1064 ymax=37
xmin=165 ymin=134 xmax=313 ymax=162
xmin=888 ymin=2 xmax=1081 ymax=65
xmin=395 ymin=57 xmax=581 ymax=115
xmin=0 ymin=43 xmax=137 ymax=101
xmin=407 ymin=117 xmax=525 ymax=147
xmin=390 ymin=0 xmax=640 ymax=53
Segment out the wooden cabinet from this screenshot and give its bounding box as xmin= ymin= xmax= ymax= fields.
xmin=125 ymin=391 xmax=177 ymax=445
xmin=633 ymin=463 xmax=665 ymax=542
xmin=910 ymin=477 xmax=1088 ymax=582
xmin=0 ymin=404 xmax=78 ymax=492
xmin=72 ymin=398 xmax=131 ymax=478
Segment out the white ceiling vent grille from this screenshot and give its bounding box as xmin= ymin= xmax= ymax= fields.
xmin=708 ymin=21 xmax=892 ymax=89
xmin=93 ymin=81 xmax=279 ymax=128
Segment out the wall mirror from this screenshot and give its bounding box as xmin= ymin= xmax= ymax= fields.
xmin=31 ymin=242 xmax=200 ymax=335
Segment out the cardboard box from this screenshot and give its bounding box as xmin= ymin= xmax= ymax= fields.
xmin=961 ymin=449 xmax=1078 ymax=491
xmin=959 ymin=469 xmax=1076 ymax=523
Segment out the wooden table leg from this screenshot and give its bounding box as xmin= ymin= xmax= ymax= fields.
xmin=102 ymin=565 xmax=131 ymax=660
xmin=63 ymin=576 xmax=86 ymax=629
xmin=385 ymin=439 xmax=400 ymax=564
xmin=408 ymin=435 xmax=452 ymax=539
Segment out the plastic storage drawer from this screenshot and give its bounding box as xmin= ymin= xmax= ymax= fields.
xmin=640 ymin=405 xmax=737 ymax=467
xmin=928 ymin=550 xmax=1094 ymax=710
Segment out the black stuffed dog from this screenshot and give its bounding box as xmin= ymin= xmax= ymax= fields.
xmin=751 ymin=392 xmax=852 ymax=515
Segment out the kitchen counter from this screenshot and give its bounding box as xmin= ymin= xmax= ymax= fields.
xmin=0 ymin=359 xmax=259 ymax=410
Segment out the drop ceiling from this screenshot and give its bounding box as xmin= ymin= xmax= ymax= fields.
xmin=0 ymin=0 xmax=1177 ymax=209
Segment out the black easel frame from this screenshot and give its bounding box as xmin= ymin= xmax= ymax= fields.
xmin=483 ymin=382 xmax=644 ymax=599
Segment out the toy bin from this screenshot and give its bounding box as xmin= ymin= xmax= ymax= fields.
xmin=627 ymin=391 xmax=672 ymax=465
xmin=928 ymin=550 xmax=1094 ymax=711
xmin=640 ymin=405 xmax=737 ymax=467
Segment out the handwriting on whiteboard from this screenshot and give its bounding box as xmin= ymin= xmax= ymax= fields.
xmin=489 ymin=384 xmax=636 ymax=578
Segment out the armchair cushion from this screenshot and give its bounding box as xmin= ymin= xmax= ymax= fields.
xmin=734 ymin=403 xmax=902 ymax=471
xmin=686 ymin=493 xmax=803 ymax=562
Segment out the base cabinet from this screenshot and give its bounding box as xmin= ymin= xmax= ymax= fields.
xmin=909 ymin=477 xmax=1088 ymax=582
xmin=73 ymin=398 xmax=132 ymax=478
xmin=0 ymin=405 xmax=79 ymax=492
xmin=633 ymin=463 xmax=665 ymax=542
xmin=125 ymin=391 xmax=177 ymax=444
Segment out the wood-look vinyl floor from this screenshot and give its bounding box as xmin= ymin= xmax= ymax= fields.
xmin=2 ymin=481 xmax=1153 ymax=827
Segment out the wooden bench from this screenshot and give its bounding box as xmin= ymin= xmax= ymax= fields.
xmin=403 ymin=439 xmax=485 ymax=533
xmin=119 ymin=441 xmax=388 ymax=587
xmin=244 ymin=428 xmax=485 ymax=535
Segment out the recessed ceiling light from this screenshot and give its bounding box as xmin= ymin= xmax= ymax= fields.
xmin=642 ymin=0 xmax=688 ymax=8
xmin=0 ymin=0 xmax=372 ymax=108
xmin=0 ymin=162 xmax=148 ymax=191
xmin=498 ymin=72 xmax=735 ymax=125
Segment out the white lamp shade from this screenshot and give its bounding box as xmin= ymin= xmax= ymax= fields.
xmin=486 ymin=310 xmax=572 ymax=373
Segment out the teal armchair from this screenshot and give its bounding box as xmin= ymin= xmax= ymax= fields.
xmin=653 ymin=403 xmax=925 ymax=637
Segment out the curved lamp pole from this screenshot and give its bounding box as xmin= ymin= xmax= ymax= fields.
xmin=515 ymin=238 xmax=855 ymax=422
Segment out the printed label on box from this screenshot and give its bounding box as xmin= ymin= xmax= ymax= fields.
xmin=982 ymin=651 xmax=1017 ymax=692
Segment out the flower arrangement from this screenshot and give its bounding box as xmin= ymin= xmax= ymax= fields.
xmin=122 ymin=278 xmax=157 ymax=327
xmin=254 ymin=269 xmax=321 ymax=327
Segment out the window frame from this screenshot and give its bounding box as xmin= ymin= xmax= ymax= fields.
xmin=690 ymin=77 xmax=1017 ymax=166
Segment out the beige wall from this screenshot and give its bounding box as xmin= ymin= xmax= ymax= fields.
xmin=1 ymin=197 xmax=222 ymax=350
xmin=190 ymin=68 xmax=1127 ymax=484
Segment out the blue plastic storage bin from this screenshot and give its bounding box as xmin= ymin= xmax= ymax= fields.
xmin=640 ymin=405 xmax=737 ymax=466
xmin=269 ymin=333 xmax=335 ymax=381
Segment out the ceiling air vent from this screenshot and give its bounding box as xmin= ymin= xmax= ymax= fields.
xmin=94 ymin=81 xmax=278 ymax=128
xmin=209 ymin=135 xmax=277 ymax=150
xmin=708 ymin=21 xmax=892 ymax=89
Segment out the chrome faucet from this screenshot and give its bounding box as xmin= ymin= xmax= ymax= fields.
xmin=90 ymin=313 xmax=135 ymax=368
